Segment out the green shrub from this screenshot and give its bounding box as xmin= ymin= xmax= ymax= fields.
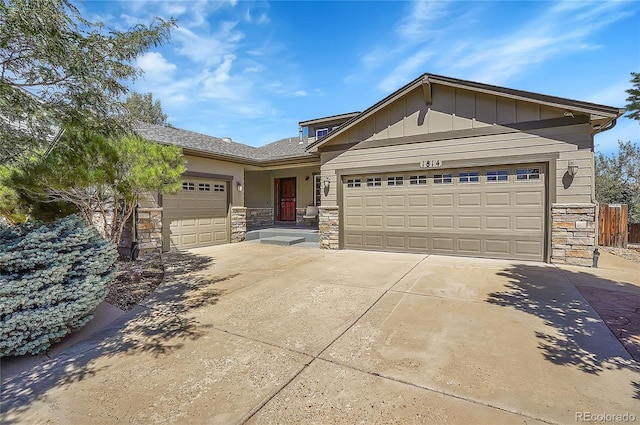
xmin=0 ymin=215 xmax=118 ymax=356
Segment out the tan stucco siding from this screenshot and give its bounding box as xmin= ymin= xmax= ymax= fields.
xmin=245 ymin=170 xmax=272 ymax=208
xmin=245 ymin=166 xmax=319 ymax=208
xmin=184 ymin=155 xmax=245 ymax=206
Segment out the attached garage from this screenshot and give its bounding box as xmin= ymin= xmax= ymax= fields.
xmin=162 ymin=177 xmax=230 ymax=250
xmin=342 ymin=164 xmax=546 ymax=261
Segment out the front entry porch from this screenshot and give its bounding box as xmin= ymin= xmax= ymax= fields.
xmin=244 ymin=164 xmax=320 ymax=231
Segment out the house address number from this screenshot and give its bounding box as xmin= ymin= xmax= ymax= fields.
xmin=419 ymin=159 xmax=442 ymax=168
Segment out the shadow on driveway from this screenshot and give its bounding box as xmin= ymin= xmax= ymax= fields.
xmin=1 ymin=251 xmax=237 ymax=424
xmin=486 ymin=264 xmax=640 ymax=400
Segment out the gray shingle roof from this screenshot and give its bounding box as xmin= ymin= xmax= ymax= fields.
xmin=134 ymin=124 xmax=316 ymax=162
xmin=255 ymin=136 xmax=314 ymax=159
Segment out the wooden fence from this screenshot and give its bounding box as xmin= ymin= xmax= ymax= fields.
xmin=598 ymin=204 xmax=628 ymax=248
xmin=630 ymin=223 xmax=640 ymax=244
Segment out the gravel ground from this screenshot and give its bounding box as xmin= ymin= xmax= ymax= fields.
xmin=106 ymin=252 xmax=164 ymax=311
xmin=599 ymin=246 xmax=640 ymax=264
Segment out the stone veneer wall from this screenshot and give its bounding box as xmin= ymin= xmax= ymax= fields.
xmin=319 ymin=206 xmax=339 ymax=249
xmin=551 ymin=203 xmax=597 ymax=267
xmin=246 ymin=208 xmax=274 ymax=228
xmin=231 ymin=206 xmax=246 ymax=243
xmin=137 ymin=207 xmax=163 ymax=255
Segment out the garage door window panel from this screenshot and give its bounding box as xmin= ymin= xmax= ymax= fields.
xmin=487 ymin=170 xmax=509 ymax=182
xmin=346 ymin=178 xmax=362 ymax=188
xmin=434 ymin=173 xmax=453 ymax=184
xmin=387 ymin=176 xmax=404 ymax=186
xmin=366 ymin=177 xmax=382 ymax=187
xmin=516 ymin=168 xmax=541 ymax=180
xmin=459 ymin=172 xmax=479 ymax=183
xmin=409 ymin=175 xmax=427 ymax=185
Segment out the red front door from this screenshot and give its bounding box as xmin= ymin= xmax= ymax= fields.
xmin=278 ymin=177 xmax=296 ymax=221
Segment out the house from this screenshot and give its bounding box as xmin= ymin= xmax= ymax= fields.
xmin=135 ymin=73 xmax=623 ymax=267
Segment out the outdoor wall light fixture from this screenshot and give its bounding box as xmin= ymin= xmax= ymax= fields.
xmin=567 ymin=160 xmax=579 ymax=177
xmin=323 ymin=177 xmax=330 ymax=189
xmin=237 ymin=181 xmax=243 ymax=192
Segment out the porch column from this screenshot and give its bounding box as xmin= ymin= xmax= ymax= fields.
xmin=319 ymin=206 xmax=339 ymax=249
xmin=231 ymin=206 xmax=247 ymax=243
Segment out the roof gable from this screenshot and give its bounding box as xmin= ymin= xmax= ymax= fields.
xmin=306 ymin=73 xmax=624 ymax=152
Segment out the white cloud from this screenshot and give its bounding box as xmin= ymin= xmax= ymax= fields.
xmin=396 ymin=1 xmax=450 ymax=39
xmin=136 ymin=52 xmax=177 ymax=82
xmin=174 ymin=22 xmax=244 ymax=66
xmin=585 ymin=81 xmax=630 ymax=107
xmin=378 ymin=50 xmax=433 ymax=92
xmin=351 ymin=0 xmax=633 ymax=93
xmin=443 ymin=1 xmax=633 ymax=85
xmin=293 ymin=90 xmax=307 ymax=97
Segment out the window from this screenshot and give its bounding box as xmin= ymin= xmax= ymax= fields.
xmin=409 ymin=175 xmax=427 ymax=185
xmin=198 ymin=183 xmax=211 ymax=191
xmin=433 ymin=173 xmax=453 ymax=184
xmin=459 ymin=171 xmax=479 ymax=183
xmin=316 ymin=128 xmax=329 ymax=138
xmin=387 ymin=176 xmax=404 ymax=186
xmin=346 ymin=178 xmax=361 ymax=188
xmin=487 ymin=170 xmax=508 ymax=182
xmin=182 ymin=182 xmax=195 ymax=191
xmin=314 ymin=175 xmax=322 ymax=206
xmin=213 ymin=184 xmax=225 ymax=192
xmin=516 ymin=168 xmax=541 ymax=180
xmin=366 ymin=177 xmax=382 ymax=187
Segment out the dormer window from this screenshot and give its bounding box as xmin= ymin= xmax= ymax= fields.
xmin=316 ymin=128 xmax=329 ymax=138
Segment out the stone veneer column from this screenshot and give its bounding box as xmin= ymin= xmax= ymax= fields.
xmin=230 ymin=206 xmax=247 ymax=243
xmin=319 ymin=206 xmax=339 ymax=249
xmin=551 ymin=203 xmax=597 ymax=267
xmin=136 ymin=207 xmax=163 ymax=255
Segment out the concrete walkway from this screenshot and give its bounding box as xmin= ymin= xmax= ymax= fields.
xmin=1 ymin=244 xmax=638 ymax=424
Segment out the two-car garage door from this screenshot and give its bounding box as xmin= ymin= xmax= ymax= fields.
xmin=163 ymin=178 xmax=230 ymax=250
xmin=343 ymin=164 xmax=546 ymax=261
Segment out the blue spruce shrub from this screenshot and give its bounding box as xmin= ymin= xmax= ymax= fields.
xmin=0 ymin=215 xmax=118 ymax=356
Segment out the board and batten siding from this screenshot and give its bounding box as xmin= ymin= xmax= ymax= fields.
xmin=334 ymin=85 xmax=575 ymax=145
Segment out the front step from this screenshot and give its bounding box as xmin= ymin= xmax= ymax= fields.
xmin=260 ymin=236 xmax=306 ymax=246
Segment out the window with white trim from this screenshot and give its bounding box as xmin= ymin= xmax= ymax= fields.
xmin=213 ymin=184 xmax=225 ymax=192
xmin=316 ymin=128 xmax=329 ymax=138
xmin=182 ymin=182 xmax=195 ymax=191
xmin=487 ymin=170 xmax=508 ymax=182
xmin=366 ymin=177 xmax=382 ymax=187
xmin=409 ymin=175 xmax=427 ymax=185
xmin=516 ymin=168 xmax=541 ymax=180
xmin=387 ymin=176 xmax=404 ymax=186
xmin=433 ymin=173 xmax=452 ymax=184
xmin=459 ymin=171 xmax=479 ymax=183
xmin=314 ymin=175 xmax=322 ymax=206
xmin=198 ymin=183 xmax=211 ymax=191
xmin=346 ymin=178 xmax=361 ymax=188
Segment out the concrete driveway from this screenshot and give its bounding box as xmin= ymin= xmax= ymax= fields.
xmin=2 ymin=244 xmax=639 ymax=424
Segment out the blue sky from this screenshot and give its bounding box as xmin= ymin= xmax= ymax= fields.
xmin=83 ymin=0 xmax=640 ymax=155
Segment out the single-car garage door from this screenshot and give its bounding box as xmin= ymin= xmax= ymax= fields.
xmin=163 ymin=178 xmax=230 ymax=250
xmin=343 ymin=164 xmax=546 ymax=261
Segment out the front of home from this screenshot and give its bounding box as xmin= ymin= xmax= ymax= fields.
xmin=133 ymin=73 xmax=623 ymax=267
